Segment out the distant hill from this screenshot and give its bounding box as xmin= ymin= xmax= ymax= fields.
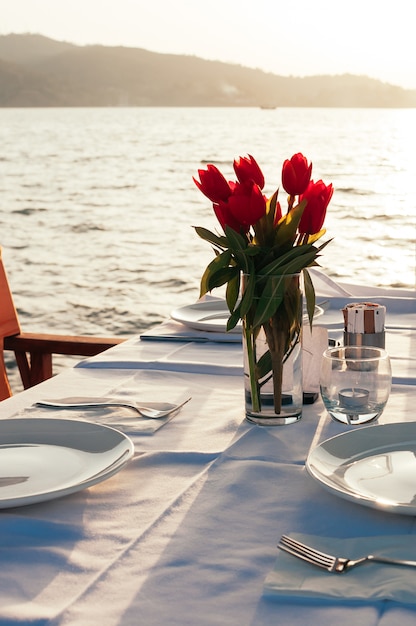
xmin=1 ymin=33 xmax=415 ymax=108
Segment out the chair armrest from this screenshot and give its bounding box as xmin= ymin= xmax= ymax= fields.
xmin=4 ymin=332 xmax=125 ymax=356
xmin=4 ymin=332 xmax=126 ymax=390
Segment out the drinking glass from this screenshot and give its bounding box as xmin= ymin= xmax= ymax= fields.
xmin=320 ymin=346 xmax=392 ymax=425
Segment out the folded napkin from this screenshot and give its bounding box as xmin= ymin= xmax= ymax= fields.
xmin=310 ymin=267 xmax=416 ymax=299
xmin=264 ymin=533 xmax=416 ymax=604
xmin=18 ymin=371 xmax=192 ymax=435
xmin=309 ymin=268 xmax=352 ymax=297
xmin=19 ymin=403 xmax=169 ymax=435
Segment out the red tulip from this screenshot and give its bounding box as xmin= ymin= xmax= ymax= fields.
xmin=299 ymin=180 xmax=333 ymax=234
xmin=282 ymin=153 xmax=312 ymax=196
xmin=227 ymin=181 xmax=267 ymax=231
xmin=233 ymin=154 xmax=265 ymax=189
xmin=273 ymin=201 xmax=283 ymax=226
xmin=213 ymin=201 xmax=243 ymax=233
xmin=193 ymin=164 xmax=232 ymax=203
xmin=214 ymin=181 xmax=266 ymax=233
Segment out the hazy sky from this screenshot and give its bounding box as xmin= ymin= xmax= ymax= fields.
xmin=2 ymin=0 xmax=415 ymax=90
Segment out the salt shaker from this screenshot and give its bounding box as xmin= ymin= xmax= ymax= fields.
xmin=342 ymin=302 xmax=386 ymax=348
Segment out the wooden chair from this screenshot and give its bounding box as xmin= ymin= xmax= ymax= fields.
xmin=0 ymin=247 xmax=125 ymax=401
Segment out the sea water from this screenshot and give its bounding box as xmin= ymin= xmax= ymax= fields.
xmin=1 ymin=107 xmax=415 ymax=385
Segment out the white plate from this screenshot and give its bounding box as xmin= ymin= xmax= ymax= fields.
xmin=0 ymin=418 xmax=134 ymax=508
xmin=171 ymin=299 xmax=240 ymax=333
xmin=171 ymin=299 xmax=324 ymax=334
xmin=306 ymin=422 xmax=416 ymax=515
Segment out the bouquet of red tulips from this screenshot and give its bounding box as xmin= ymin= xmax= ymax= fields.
xmin=194 ymin=153 xmax=333 ymax=327
xmin=193 ymin=153 xmax=333 ymax=417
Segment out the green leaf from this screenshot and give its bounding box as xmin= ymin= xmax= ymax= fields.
xmin=226 ymin=272 xmax=240 ymax=313
xmin=317 ymin=238 xmax=333 ymax=253
xmin=274 ymin=199 xmax=307 ymax=247
xmin=256 ymin=350 xmax=272 ymax=379
xmin=200 ymin=267 xmax=212 ymax=297
xmin=252 ymin=276 xmax=285 ymax=327
xmin=268 ymin=188 xmax=279 ymax=219
xmin=244 ymin=245 xmax=263 ymax=257
xmin=207 ymin=267 xmax=239 ymax=292
xmin=254 ymin=246 xmax=319 ymax=286
xmin=254 ymin=189 xmax=279 ymax=246
xmin=303 ymin=268 xmax=316 ymax=328
xmin=200 ymin=250 xmax=232 ymax=295
xmin=194 ymin=226 xmax=228 ymax=249
xmin=273 ymin=248 xmax=319 ymax=276
xmin=239 ymin=272 xmax=256 ymax=318
xmin=259 ymin=243 xmax=316 ymax=276
xmin=226 ymin=306 xmax=242 ymax=331
xmin=224 ymin=226 xmax=248 ymax=252
xmin=231 ymin=250 xmax=249 ymax=273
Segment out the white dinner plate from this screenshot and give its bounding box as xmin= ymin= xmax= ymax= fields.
xmin=306 ymin=422 xmax=416 ymax=515
xmin=171 ymin=299 xmax=324 ymax=334
xmin=171 ymin=299 xmax=240 ymax=333
xmin=0 ymin=418 xmax=134 ymax=509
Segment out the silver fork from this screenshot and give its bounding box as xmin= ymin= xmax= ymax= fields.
xmin=278 ymin=534 xmax=416 ymax=573
xmin=35 ymin=397 xmax=191 ymax=419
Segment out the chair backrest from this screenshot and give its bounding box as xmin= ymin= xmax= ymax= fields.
xmin=0 ymin=248 xmax=21 ymax=399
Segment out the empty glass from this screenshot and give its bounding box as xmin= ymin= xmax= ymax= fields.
xmin=320 ymin=346 xmax=392 ymax=425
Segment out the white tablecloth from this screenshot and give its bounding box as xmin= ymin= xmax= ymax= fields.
xmin=0 ymin=279 xmax=415 ymax=625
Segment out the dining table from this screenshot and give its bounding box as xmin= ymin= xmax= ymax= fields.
xmin=0 ymin=269 xmax=415 ymax=626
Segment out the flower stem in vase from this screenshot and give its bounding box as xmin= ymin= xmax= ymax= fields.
xmin=263 ymin=323 xmax=286 ymax=414
xmin=243 ymin=321 xmax=261 ymax=413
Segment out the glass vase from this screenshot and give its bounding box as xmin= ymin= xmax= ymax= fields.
xmin=242 ymin=273 xmax=303 ymax=426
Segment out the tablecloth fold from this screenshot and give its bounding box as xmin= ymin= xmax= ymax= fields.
xmin=77 ymin=340 xmax=244 ymax=375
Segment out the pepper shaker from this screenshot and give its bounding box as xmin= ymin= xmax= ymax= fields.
xmin=342 ymin=302 xmax=386 ymax=348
